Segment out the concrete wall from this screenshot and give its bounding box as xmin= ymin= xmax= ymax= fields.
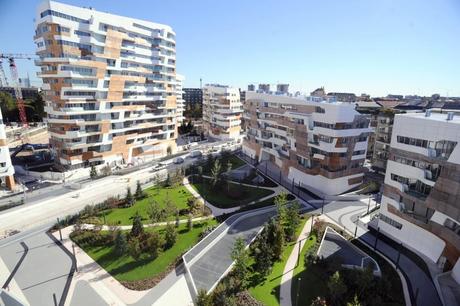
xmin=379 ymin=197 xmax=446 ymax=263
xmin=288 ymin=166 xmax=363 ymax=196
xmin=452 ymin=259 xmax=460 ymax=284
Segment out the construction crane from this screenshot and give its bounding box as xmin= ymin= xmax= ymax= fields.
xmin=0 ymin=53 xmax=36 ymax=126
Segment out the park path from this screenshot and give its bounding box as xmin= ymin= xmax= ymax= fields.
xmin=279 ymin=217 xmax=313 ymax=306
xmin=80 ymin=215 xmax=214 ymax=231
xmin=182 ymin=176 xmax=285 ymax=216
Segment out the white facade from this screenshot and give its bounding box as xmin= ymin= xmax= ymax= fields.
xmin=202 ymin=84 xmax=242 ymax=141
xmin=176 ymin=74 xmax=185 ymax=123
xmin=378 ymin=111 xmax=460 ymax=268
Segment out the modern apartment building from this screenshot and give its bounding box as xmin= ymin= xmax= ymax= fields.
xmin=0 ymin=109 xmax=15 ymax=190
xmin=183 ymin=88 xmax=203 ymax=107
xmin=202 ymin=84 xmax=242 ymax=141
xmin=242 ymin=92 xmax=372 ymax=195
xmin=34 ymin=0 xmax=181 ymax=169
xmin=175 ymin=74 xmax=185 ymax=123
xmin=372 ymin=109 xmax=397 ymax=172
xmin=378 ymin=111 xmax=460 ymax=274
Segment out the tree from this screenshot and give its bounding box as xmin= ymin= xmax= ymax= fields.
xmin=211 ymin=282 xmax=236 ymax=306
xmin=135 ymin=180 xmax=145 ymax=200
xmin=226 ymin=161 xmax=233 ymax=193
xmin=310 ymin=297 xmax=327 ymax=306
xmin=89 ymin=165 xmax=98 ymax=179
xmin=187 ymin=214 xmax=193 ymax=231
xmin=347 ymin=295 xmax=362 ymax=306
xmin=187 ymin=197 xmax=201 ymax=215
xmin=175 ymin=214 xmax=180 ymax=228
xmin=114 ymin=230 xmax=127 ymax=256
xmin=231 ymin=237 xmax=250 ymax=289
xmin=125 ymin=187 xmax=134 ymax=207
xmin=274 ymin=192 xmax=288 ymax=225
xmin=205 ymin=154 xmax=214 ymax=172
xmin=148 ymin=200 xmax=164 ymax=224
xmin=164 ymin=222 xmax=177 ymax=249
xmin=210 ymin=159 xmax=222 ymax=188
xmin=128 ymin=237 xmax=142 ymax=261
xmin=253 ymin=231 xmax=273 ymax=276
xmin=195 ymin=288 xmax=211 ymax=306
xmin=146 ymin=231 xmax=163 ymax=259
xmin=285 ymin=201 xmax=301 ymax=241
xmin=265 ymin=218 xmax=285 ymax=260
xmin=327 ymin=271 xmax=347 ymax=304
xmin=100 ymin=164 xmax=112 ymax=176
xmin=197 ymin=166 xmax=203 ymax=183
xmin=131 ymin=213 xmax=144 ymax=237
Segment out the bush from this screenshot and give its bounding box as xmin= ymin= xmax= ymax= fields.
xmin=145 ymin=231 xmax=164 ymax=259
xmin=164 ymin=223 xmax=177 ymax=249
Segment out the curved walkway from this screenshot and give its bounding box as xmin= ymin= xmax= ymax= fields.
xmin=279 ymin=217 xmax=312 ymax=306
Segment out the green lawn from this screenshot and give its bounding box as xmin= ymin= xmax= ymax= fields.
xmin=202 ymin=155 xmax=246 ymax=175
xmin=191 ymin=178 xmax=274 ymax=208
xmin=249 ymin=217 xmax=308 ymax=306
xmin=78 ymin=220 xmax=217 ymax=283
xmin=291 ymin=235 xmax=324 ymax=306
xmin=96 ymin=185 xmax=193 ymax=225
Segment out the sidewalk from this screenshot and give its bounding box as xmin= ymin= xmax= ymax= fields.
xmin=81 ymin=215 xmax=213 ymax=231
xmin=279 ymin=217 xmax=312 ymax=306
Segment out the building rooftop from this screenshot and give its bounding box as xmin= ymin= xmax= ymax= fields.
xmin=399 ymin=111 xmax=460 ymax=124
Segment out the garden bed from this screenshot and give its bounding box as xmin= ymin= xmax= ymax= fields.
xmin=70 ymin=219 xmax=217 ymax=290
xmin=88 ymin=185 xmax=196 ymax=225
xmin=191 ymin=177 xmax=274 ymax=208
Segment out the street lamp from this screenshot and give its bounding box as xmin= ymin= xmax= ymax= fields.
xmin=295 ymin=277 xmax=302 ymax=306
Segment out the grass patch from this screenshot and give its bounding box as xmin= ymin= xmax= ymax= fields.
xmin=77 ymin=220 xmax=217 ymax=283
xmin=192 ymin=178 xmax=274 ymax=208
xmin=249 ymin=217 xmax=308 ymax=306
xmin=291 ymin=235 xmax=325 ymax=306
xmin=95 ymin=185 xmax=193 ymax=225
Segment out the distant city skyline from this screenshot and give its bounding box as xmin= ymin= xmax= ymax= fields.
xmin=1 ymin=0 xmax=459 ymax=97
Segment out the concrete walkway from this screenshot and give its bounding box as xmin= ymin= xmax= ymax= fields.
xmin=81 ymin=215 xmax=213 ymax=231
xmin=183 ymin=176 xmax=284 ymax=216
xmin=279 ymin=217 xmax=312 ymax=306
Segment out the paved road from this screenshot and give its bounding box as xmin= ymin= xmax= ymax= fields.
xmin=189 ymin=208 xmax=278 ymax=292
xmin=0 ymin=225 xmax=73 ymax=306
xmin=322 ymin=200 xmax=442 ymax=306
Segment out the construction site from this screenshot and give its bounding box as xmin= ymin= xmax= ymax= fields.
xmin=0 ymin=53 xmax=54 ymax=195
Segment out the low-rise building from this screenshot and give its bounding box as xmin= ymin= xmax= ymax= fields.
xmin=202 ymin=84 xmax=242 ymax=141
xmin=378 ymin=111 xmax=460 ymax=273
xmin=242 ymin=92 xmax=372 ymax=195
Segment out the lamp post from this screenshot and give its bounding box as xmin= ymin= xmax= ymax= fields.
xmin=295 ymin=277 xmax=301 ymax=306
xmin=354 ymin=216 xmax=359 ymax=238
xmin=367 ymin=195 xmax=371 ymax=214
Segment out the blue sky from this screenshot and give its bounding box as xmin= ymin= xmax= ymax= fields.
xmin=1 ymin=0 xmax=459 ymax=96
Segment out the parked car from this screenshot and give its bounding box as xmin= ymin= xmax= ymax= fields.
xmin=152 ymin=163 xmax=166 ymax=171
xmin=189 ymin=150 xmax=202 ymax=158
xmin=173 ymin=157 xmax=184 ymax=164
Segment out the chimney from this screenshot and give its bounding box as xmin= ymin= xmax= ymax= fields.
xmin=447 ymin=112 xmax=454 ymax=121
